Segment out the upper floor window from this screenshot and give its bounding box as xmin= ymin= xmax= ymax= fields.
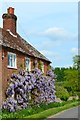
xmin=8 ymin=52 xmax=17 ymax=68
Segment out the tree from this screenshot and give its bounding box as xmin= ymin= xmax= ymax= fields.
xmin=56 ymin=85 xmax=69 ymax=101
xmin=73 ymin=55 xmax=80 ymax=69
xmin=64 ymin=69 xmax=78 ymax=96
xmin=54 ymin=67 xmax=66 ymax=82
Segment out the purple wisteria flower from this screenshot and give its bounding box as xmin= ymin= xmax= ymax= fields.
xmin=2 ymin=68 xmax=56 ymax=112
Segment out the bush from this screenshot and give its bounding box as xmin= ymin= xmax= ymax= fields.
xmin=2 ymin=68 xmax=56 ymax=112
xmin=56 ymin=86 xmax=69 ymax=101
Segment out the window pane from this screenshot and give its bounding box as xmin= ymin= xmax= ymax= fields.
xmin=11 ymin=55 xmax=13 ymax=67
xmin=8 ymin=54 xmax=10 ymax=66
xmin=25 ymin=58 xmax=30 ymax=71
xmin=8 ymin=53 xmax=16 ymax=68
xmin=42 ymin=62 xmax=44 ymax=73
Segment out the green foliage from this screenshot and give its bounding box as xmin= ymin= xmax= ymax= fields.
xmin=78 ymin=70 xmax=80 ymax=98
xmin=64 ymin=69 xmax=78 ymax=96
xmin=38 ymin=61 xmax=42 ymax=71
xmin=54 ymin=67 xmax=66 ymax=82
xmin=54 ymin=55 xmax=80 ymax=99
xmin=2 ymin=102 xmax=63 ymax=118
xmin=55 ymin=81 xmax=63 ymax=87
xmin=20 ymin=64 xmax=24 ymax=69
xmin=73 ymin=55 xmax=80 ymax=69
xmin=54 ymin=55 xmax=80 ymax=98
xmin=56 ymin=85 xmax=69 ymax=101
xmin=26 ymin=100 xmax=79 ymax=119
xmin=2 ymin=100 xmax=79 ymax=119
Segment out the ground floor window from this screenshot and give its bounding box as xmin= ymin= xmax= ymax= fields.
xmin=38 ymin=61 xmax=44 ymax=73
xmin=42 ymin=62 xmax=44 ymax=73
xmin=25 ymin=57 xmax=31 ymax=71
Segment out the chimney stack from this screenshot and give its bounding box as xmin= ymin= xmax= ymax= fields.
xmin=2 ymin=7 xmax=17 ymax=34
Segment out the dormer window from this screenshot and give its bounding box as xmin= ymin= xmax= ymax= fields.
xmin=8 ymin=52 xmax=17 ymax=68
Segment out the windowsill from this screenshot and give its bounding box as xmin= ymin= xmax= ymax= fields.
xmin=7 ymin=66 xmax=17 ymax=69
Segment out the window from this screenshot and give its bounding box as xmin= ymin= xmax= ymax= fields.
xmin=25 ymin=57 xmax=31 ymax=71
xmin=8 ymin=52 xmax=17 ymax=68
xmin=42 ymin=62 xmax=44 ymax=73
xmin=38 ymin=61 xmax=44 ymax=73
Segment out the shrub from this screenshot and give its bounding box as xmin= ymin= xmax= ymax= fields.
xmin=56 ymin=86 xmax=69 ymax=101
xmin=2 ymin=68 xmax=56 ymax=112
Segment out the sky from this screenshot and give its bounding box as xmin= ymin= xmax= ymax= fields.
xmin=0 ymin=1 xmax=78 ymax=68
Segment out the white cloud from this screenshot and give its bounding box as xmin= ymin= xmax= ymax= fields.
xmin=40 ymin=50 xmax=62 ymax=60
xmin=35 ymin=27 xmax=77 ymax=41
xmin=71 ymin=48 xmax=78 ymax=55
xmin=41 ymin=27 xmax=66 ymax=36
xmin=42 ymin=40 xmax=61 ymax=48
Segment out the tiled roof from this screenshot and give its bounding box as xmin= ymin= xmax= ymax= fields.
xmin=0 ymin=28 xmax=51 ymax=63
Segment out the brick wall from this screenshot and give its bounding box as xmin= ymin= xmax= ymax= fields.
xmin=3 ymin=18 xmax=17 ymax=34
xmin=2 ymin=47 xmax=49 ymax=102
xmin=2 ymin=13 xmax=17 ymax=35
xmin=0 ymin=47 xmax=2 ymax=106
xmin=44 ymin=62 xmax=49 ymax=75
xmin=2 ymin=47 xmax=26 ymax=100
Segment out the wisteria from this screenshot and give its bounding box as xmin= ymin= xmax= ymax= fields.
xmin=2 ymin=68 xmax=56 ymax=112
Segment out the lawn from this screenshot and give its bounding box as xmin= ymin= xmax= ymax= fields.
xmin=26 ymin=100 xmax=80 ymax=120
xmin=1 ymin=99 xmax=80 ymax=119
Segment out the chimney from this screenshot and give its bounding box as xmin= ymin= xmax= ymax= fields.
xmin=2 ymin=7 xmax=17 ymax=34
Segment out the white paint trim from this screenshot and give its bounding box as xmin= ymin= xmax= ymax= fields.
xmin=7 ymin=66 xmax=17 ymax=69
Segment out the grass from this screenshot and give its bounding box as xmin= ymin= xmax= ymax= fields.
xmin=26 ymin=100 xmax=80 ymax=120
xmin=1 ymin=99 xmax=80 ymax=119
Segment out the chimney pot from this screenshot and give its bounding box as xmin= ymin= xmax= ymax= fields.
xmin=7 ymin=7 xmax=14 ymax=14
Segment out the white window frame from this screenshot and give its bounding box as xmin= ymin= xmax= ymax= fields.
xmin=25 ymin=57 xmax=31 ymax=71
xmin=7 ymin=52 xmax=17 ymax=69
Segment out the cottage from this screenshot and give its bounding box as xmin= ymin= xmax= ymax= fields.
xmin=0 ymin=7 xmax=51 ymax=104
